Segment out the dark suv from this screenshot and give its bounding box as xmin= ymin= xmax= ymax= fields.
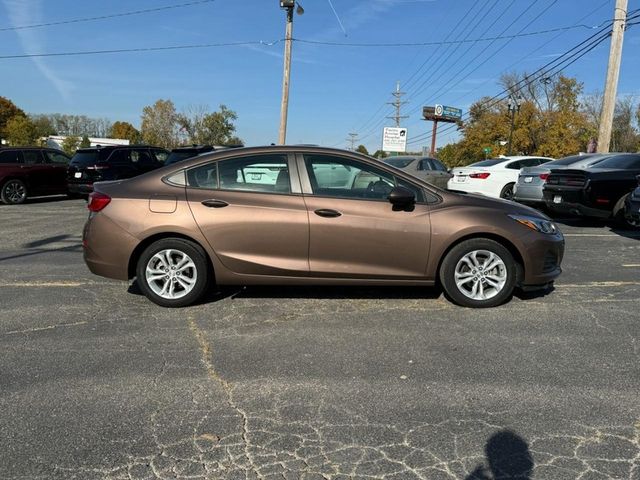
xmin=165 ymin=145 xmax=214 ymax=166
xmin=67 ymin=145 xmax=169 ymax=195
xmin=0 ymin=147 xmax=71 ymax=204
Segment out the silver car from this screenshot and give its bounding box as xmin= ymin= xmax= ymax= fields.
xmin=383 ymin=156 xmax=452 ymax=189
xmin=513 ymin=154 xmax=606 ymax=206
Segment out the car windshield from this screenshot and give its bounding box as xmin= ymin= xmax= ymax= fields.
xmin=468 ymin=158 xmax=505 ymax=167
xmin=70 ymin=151 xmax=99 ymax=166
xmin=165 ymin=151 xmax=199 ymax=165
xmin=383 ymin=157 xmax=415 ymax=168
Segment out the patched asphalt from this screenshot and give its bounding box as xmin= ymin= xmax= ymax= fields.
xmin=1 ymin=198 xmax=639 ymax=479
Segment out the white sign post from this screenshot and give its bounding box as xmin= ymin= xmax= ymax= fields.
xmin=382 ymin=127 xmax=408 ymax=153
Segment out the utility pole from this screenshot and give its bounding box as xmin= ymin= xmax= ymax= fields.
xmin=386 ymin=81 xmax=409 ymax=127
xmin=347 ymin=133 xmax=358 ymax=150
xmin=507 ymin=94 xmax=522 ymax=156
xmin=278 ymin=1 xmax=304 ymax=145
xmin=597 ymin=0 xmax=628 ymax=153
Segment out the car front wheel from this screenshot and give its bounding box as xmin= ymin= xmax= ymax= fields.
xmin=1 ymin=179 xmax=28 ymax=205
xmin=440 ymin=238 xmax=518 ymax=308
xmin=136 ymin=238 xmax=210 ymax=308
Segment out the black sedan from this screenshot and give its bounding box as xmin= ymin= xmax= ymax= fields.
xmin=543 ymin=153 xmax=640 ymax=228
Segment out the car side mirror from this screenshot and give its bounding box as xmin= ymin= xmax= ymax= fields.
xmin=388 ymin=186 xmax=415 ymax=207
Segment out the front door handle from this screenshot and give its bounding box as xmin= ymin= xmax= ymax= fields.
xmin=314 ymin=208 xmax=342 ymax=218
xmin=201 ymin=199 xmax=229 ymax=208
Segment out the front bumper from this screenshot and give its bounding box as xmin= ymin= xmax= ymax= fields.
xmin=518 ymin=229 xmax=565 ymax=287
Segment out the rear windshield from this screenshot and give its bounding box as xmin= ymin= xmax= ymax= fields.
xmin=384 ymin=157 xmax=415 ymax=168
xmin=591 ymin=154 xmax=640 ymax=169
xmin=165 ymin=151 xmax=199 ymax=165
xmin=468 ymin=158 xmax=504 ymax=167
xmin=70 ymin=151 xmax=99 ymax=166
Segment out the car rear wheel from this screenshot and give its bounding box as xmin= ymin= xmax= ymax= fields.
xmin=440 ymin=238 xmax=517 ymax=308
xmin=1 ymin=179 xmax=28 ymax=205
xmin=500 ymin=183 xmax=515 ymax=200
xmin=136 ymin=238 xmax=210 ymax=308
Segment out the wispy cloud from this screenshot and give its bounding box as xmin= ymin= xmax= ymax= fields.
xmin=3 ymin=0 xmax=73 ymax=100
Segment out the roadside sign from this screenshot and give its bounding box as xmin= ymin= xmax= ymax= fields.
xmin=483 ymin=147 xmax=492 ymax=154
xmin=382 ymin=127 xmax=408 ymax=152
xmin=424 ymin=105 xmax=463 ymax=122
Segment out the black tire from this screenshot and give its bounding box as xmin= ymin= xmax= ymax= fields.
xmin=439 ymin=238 xmax=518 ymax=308
xmin=614 ymin=194 xmax=640 ymax=230
xmin=136 ymin=238 xmax=211 ymax=308
xmin=1 ymin=179 xmax=28 ymax=205
xmin=500 ymin=183 xmax=515 ymax=200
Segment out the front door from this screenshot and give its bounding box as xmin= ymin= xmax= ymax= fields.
xmin=299 ymin=153 xmax=431 ymax=278
xmin=186 ymin=153 xmax=309 ymax=276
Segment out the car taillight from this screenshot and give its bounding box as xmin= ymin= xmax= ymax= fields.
xmin=469 ymin=173 xmax=491 ymax=179
xmin=88 ymin=163 xmax=110 ymax=170
xmin=88 ymin=192 xmax=111 ymax=212
xmin=539 ymin=173 xmax=549 ymax=181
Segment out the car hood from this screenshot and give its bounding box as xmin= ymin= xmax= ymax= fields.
xmin=442 ymin=190 xmax=551 ymax=219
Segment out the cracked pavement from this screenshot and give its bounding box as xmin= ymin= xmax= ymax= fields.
xmin=1 ymin=198 xmax=639 ymax=479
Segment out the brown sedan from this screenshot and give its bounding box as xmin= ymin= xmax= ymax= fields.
xmin=83 ymin=146 xmax=564 ymax=308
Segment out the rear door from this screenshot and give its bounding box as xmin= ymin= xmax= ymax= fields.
xmin=43 ymin=150 xmax=70 ymax=194
xmin=21 ymin=150 xmax=51 ymax=195
xmin=186 ymin=153 xmax=310 ymax=276
xmin=299 ymin=152 xmax=431 ymax=278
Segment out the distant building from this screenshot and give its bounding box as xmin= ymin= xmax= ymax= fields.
xmin=45 ymin=135 xmax=130 ymax=150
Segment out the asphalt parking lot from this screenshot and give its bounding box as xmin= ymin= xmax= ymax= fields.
xmin=1 ymin=198 xmax=639 ymax=480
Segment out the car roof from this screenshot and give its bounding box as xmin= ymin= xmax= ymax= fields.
xmin=76 ymin=144 xmax=158 ymax=152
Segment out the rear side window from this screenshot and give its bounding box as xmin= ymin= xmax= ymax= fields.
xmin=505 ymin=161 xmax=522 ymax=170
xmin=0 ymin=150 xmax=21 ymax=164
xmin=219 ymin=155 xmax=290 ymax=193
xmin=130 ymin=150 xmax=156 ymax=166
xmin=187 ymin=162 xmax=217 ymax=189
xmin=23 ymin=150 xmax=44 ymax=164
xmin=152 ymin=149 xmax=169 ymax=163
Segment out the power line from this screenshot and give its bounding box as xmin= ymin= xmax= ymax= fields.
xmin=0 ymin=0 xmax=217 ymax=32
xmin=0 ymin=40 xmax=281 ymax=59
xmin=386 ymin=82 xmax=409 ymax=127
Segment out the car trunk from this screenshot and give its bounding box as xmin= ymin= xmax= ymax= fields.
xmin=68 ymin=151 xmax=107 ymax=185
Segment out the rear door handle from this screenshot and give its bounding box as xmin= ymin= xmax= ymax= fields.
xmin=314 ymin=209 xmax=342 ymax=218
xmin=201 ymin=199 xmax=229 ymax=208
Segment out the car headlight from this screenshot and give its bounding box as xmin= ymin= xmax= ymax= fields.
xmin=508 ymin=214 xmax=558 ymax=234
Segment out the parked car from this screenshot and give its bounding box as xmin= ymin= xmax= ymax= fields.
xmin=513 ymin=154 xmax=606 ymax=206
xmin=67 ymin=145 xmax=169 ymax=195
xmin=543 ymin=153 xmax=640 ymax=227
xmin=83 ymin=146 xmax=564 ymax=309
xmin=0 ymin=147 xmax=71 ymax=204
xmin=623 ymin=175 xmax=640 ymax=228
xmin=448 ymin=156 xmax=554 ymax=199
xmin=382 ymin=155 xmax=452 ymax=189
xmin=165 ymin=145 xmax=214 ymax=166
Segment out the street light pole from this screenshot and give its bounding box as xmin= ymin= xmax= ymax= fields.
xmin=278 ymin=1 xmax=303 ymax=145
xmin=507 ymin=95 xmax=522 ymax=156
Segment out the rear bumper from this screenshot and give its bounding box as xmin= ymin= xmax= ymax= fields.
xmin=513 ymin=184 xmax=544 ymax=204
xmin=83 ymin=211 xmax=137 ymax=281
xmin=68 ymin=182 xmax=94 ymax=195
xmin=543 ymin=196 xmax=610 ymax=218
xmin=446 ymin=180 xmax=499 ymax=198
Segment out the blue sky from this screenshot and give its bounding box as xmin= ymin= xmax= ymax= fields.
xmin=1 ymin=0 xmax=639 ymax=152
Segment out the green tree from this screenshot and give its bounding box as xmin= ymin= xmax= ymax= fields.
xmin=110 ymin=121 xmax=141 ymax=143
xmin=178 ymin=104 xmax=241 ymax=146
xmin=0 ymin=97 xmax=26 ymax=140
xmin=61 ymin=136 xmax=81 ymax=156
xmin=4 ymin=115 xmax=38 ymax=146
xmin=29 ymin=115 xmax=57 ymax=139
xmin=355 ymin=144 xmax=369 ymax=155
xmin=80 ymin=134 xmax=91 ymax=148
xmin=141 ymin=99 xmax=180 ymax=149
xmin=371 ymin=150 xmax=389 ymax=159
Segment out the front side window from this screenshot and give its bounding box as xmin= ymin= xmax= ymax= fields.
xmin=152 ymin=149 xmax=169 ymax=163
xmin=303 ymin=154 xmax=424 ymax=202
xmin=131 ymin=149 xmax=156 ymax=166
xmin=593 ymin=155 xmax=640 ymax=169
xmin=431 ymin=159 xmax=448 ymax=172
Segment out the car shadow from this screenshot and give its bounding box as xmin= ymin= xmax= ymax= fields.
xmin=550 ymin=216 xmax=640 ymax=241
xmin=127 ymin=282 xmax=444 ymax=304
xmin=465 ymin=430 xmax=534 ymax=480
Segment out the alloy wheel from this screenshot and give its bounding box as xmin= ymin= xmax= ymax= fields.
xmin=3 ymin=180 xmax=27 ymax=204
xmin=454 ymin=250 xmax=508 ymax=301
xmin=145 ymin=249 xmax=198 ymax=300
